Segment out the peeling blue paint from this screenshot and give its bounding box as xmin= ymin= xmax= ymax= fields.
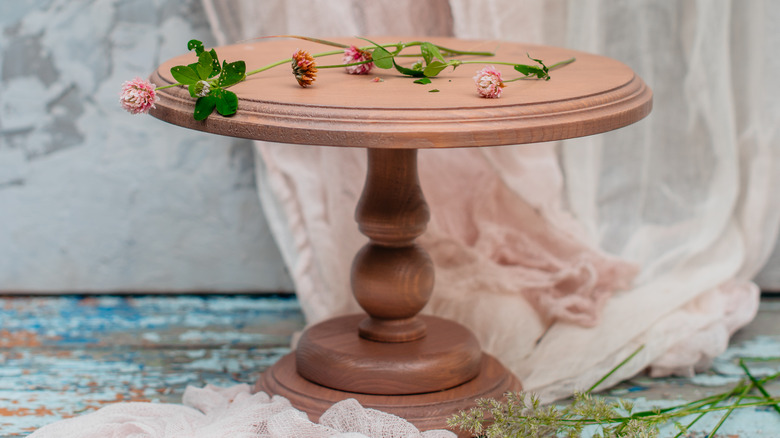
xmin=0 ymin=295 xmax=303 ymax=436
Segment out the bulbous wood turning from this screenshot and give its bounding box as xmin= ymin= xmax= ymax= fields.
xmin=352 ymin=149 xmax=433 ymax=342
xmin=294 ymin=148 xmax=483 ymax=395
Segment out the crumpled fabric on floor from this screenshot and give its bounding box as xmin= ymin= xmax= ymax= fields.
xmin=28 ymin=384 xmax=455 ymax=438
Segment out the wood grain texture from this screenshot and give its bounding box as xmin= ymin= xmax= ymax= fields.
xmin=352 ymin=149 xmax=433 ymax=342
xmin=257 ymin=352 xmax=521 ymax=436
xmin=149 ymin=37 xmax=652 ymax=148
xmin=295 ymin=314 xmax=482 ymax=395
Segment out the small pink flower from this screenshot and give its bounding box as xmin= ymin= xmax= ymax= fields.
xmin=473 ymin=66 xmax=505 ymax=98
xmin=342 ymin=46 xmax=373 ymax=75
xmin=119 ymin=77 xmax=158 ymax=114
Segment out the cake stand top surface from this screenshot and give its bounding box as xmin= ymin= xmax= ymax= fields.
xmin=149 ymin=37 xmax=651 ymax=148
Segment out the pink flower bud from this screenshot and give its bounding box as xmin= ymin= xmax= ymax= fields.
xmin=119 ymin=77 xmax=158 ymax=114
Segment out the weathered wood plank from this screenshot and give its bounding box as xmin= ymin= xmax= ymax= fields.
xmin=2 ymin=296 xmax=779 ymax=437
xmin=0 ymin=295 xmax=304 ymax=436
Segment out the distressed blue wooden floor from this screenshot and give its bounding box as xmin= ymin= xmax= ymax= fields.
xmin=1 ymin=295 xmax=778 ymax=437
xmin=0 ymin=295 xmax=304 ymax=436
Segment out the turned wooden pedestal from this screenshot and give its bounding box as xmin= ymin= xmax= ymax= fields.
xmin=149 ymin=36 xmax=651 ymax=433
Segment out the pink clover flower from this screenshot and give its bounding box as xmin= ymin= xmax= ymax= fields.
xmin=473 ymin=66 xmax=505 ymax=98
xmin=342 ymin=46 xmax=373 ymax=75
xmin=119 ymin=77 xmax=158 ymax=115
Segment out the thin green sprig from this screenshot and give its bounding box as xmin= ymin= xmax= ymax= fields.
xmin=740 ymin=358 xmax=780 ymax=415
xmin=587 ymin=345 xmax=645 ymax=393
xmin=448 ymin=347 xmax=780 ymax=437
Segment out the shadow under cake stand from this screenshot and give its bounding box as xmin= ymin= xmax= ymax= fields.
xmin=149 ymin=37 xmax=652 ymax=432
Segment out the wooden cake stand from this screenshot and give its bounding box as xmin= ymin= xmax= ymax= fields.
xmin=149 ymin=37 xmax=652 ymax=432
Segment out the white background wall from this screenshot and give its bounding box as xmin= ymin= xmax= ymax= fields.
xmin=0 ymin=0 xmax=293 ymax=292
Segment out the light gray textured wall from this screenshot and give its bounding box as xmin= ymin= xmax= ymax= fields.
xmin=0 ymin=0 xmax=293 ymax=292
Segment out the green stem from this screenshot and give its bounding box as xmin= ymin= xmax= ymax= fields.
xmin=398 ymin=40 xmax=494 ymax=57
xmin=459 ymin=60 xmax=522 ymax=67
xmin=318 ymin=60 xmax=373 ymax=69
xmin=244 ymin=34 xmax=350 ymax=49
xmin=740 ymin=359 xmax=780 ymax=415
xmin=739 ymin=356 xmax=780 ymax=362
xmin=457 ymin=57 xmax=576 ymax=69
xmin=672 ymin=384 xmax=746 ymax=438
xmin=587 ymin=345 xmax=645 ymax=393
xmin=155 ymin=83 xmax=182 ymax=90
xmin=708 ymin=381 xmax=752 ymax=437
xmin=549 ymin=57 xmax=577 ymax=70
xmin=270 ymin=35 xmax=495 ymax=57
xmin=547 ymin=397 xmax=780 ymax=427
xmin=246 ymin=58 xmax=291 ymax=76
xmin=245 ymin=49 xmax=360 ymax=76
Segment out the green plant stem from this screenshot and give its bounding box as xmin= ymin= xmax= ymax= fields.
xmin=402 ymin=41 xmax=495 ymax=57
xmin=587 ymin=345 xmax=645 ymax=393
xmin=739 ymin=356 xmax=780 ymax=362
xmin=708 ymin=382 xmax=753 ymax=437
xmin=246 ymin=58 xmax=292 ymax=76
xmin=672 ymin=383 xmax=747 ymax=438
xmin=740 ymin=359 xmax=780 ymax=415
xmin=539 ymin=396 xmax=780 ymax=428
xmin=457 ymin=57 xmax=576 ymax=69
xmin=318 ymin=60 xmax=372 ymax=69
xmin=548 ymin=57 xmax=577 ymax=70
xmin=260 ymin=35 xmax=495 ymax=57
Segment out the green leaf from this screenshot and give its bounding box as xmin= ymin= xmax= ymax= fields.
xmin=527 ymin=53 xmax=549 ymax=71
xmin=514 ymin=64 xmax=548 ymax=79
xmin=514 ymin=54 xmax=551 ymax=80
xmin=371 ymin=47 xmax=394 ymax=69
xmin=393 ymin=60 xmax=426 ymax=77
xmin=194 ymin=96 xmax=217 ymax=121
xmin=208 ymin=49 xmax=221 ymax=77
xmin=420 ymin=42 xmax=445 ymax=64
xmin=188 ymin=39 xmax=204 ymax=55
xmin=171 ymin=65 xmax=200 ymax=85
xmin=218 ymin=60 xmax=246 ymax=88
xmin=429 ymin=89 xmax=440 ymax=93
xmin=197 ymin=51 xmax=213 ymax=79
xmin=414 ymin=77 xmax=432 ymax=85
xmin=214 ymin=89 xmax=238 ymax=116
xmin=423 ymin=60 xmax=449 ymax=77
xmin=356 ymin=37 xmax=394 ymax=69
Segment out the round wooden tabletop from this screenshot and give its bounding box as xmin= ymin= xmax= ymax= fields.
xmin=149 ymin=37 xmax=651 ymax=148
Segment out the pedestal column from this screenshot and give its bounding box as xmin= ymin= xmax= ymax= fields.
xmin=257 ymin=149 xmax=521 ymax=430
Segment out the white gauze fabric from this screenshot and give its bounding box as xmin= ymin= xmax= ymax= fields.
xmin=203 ymin=0 xmax=779 ymax=400
xmin=28 ymin=384 xmax=455 ymax=438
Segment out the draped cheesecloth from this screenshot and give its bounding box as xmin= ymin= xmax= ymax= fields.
xmin=201 ymin=0 xmax=780 ymax=400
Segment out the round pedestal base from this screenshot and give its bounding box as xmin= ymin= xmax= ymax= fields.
xmin=296 ymin=314 xmax=482 ymax=394
xmin=255 ymin=353 xmax=521 ymax=435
